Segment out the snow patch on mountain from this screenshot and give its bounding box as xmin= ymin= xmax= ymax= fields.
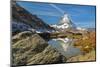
xmin=12 ymin=21 xmax=55 ymax=33
xmin=36 ymin=28 xmax=55 ymax=33
xmin=51 ymin=13 xmax=86 ymax=32
xmin=76 ymin=27 xmax=87 ymax=31
xmin=51 ymin=14 xmax=76 ymax=31
xmin=12 ymin=21 xmax=32 ymax=32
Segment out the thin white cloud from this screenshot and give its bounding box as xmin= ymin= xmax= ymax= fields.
xmin=49 ymin=4 xmax=64 ymax=14
xmin=32 ymin=10 xmax=62 ymax=16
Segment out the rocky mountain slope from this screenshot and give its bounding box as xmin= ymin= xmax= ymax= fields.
xmin=12 ymin=2 xmax=54 ymax=35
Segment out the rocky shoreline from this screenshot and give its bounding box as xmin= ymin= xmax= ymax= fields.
xmin=12 ymin=31 xmax=66 ymax=66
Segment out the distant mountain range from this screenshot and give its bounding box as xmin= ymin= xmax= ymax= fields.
xmin=51 ymin=13 xmax=95 ymax=33
xmin=87 ymin=28 xmax=95 ymax=32
xmin=51 ymin=13 xmax=88 ymax=32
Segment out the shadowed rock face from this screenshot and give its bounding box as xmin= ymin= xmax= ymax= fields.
xmin=12 ymin=31 xmax=66 ymax=66
xmin=12 ymin=1 xmax=54 ymax=35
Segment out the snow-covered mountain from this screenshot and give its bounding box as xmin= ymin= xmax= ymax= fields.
xmin=51 ymin=13 xmax=76 ymax=31
xmin=51 ymin=13 xmax=86 ymax=32
xmin=59 ymin=13 xmax=76 ymax=28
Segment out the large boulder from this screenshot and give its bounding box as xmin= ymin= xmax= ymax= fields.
xmin=12 ymin=32 xmax=66 ymax=66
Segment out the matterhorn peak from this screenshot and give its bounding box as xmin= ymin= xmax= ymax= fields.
xmin=51 ymin=13 xmax=76 ymax=31
xmin=58 ymin=13 xmax=76 ymax=29
xmin=59 ymin=13 xmax=71 ymax=24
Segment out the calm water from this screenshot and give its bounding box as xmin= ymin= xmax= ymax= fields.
xmin=48 ymin=38 xmax=82 ymax=58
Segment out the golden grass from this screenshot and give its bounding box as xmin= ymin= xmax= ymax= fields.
xmin=74 ymin=31 xmax=96 ymax=54
xmin=67 ymin=50 xmax=96 ymax=62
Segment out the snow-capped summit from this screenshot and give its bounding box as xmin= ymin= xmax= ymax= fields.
xmin=59 ymin=13 xmax=76 ymax=28
xmin=59 ymin=13 xmax=71 ymax=24
xmin=51 ymin=13 xmax=88 ymax=32
xmin=51 ymin=13 xmax=76 ymax=31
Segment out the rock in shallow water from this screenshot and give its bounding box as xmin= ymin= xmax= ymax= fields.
xmin=12 ymin=32 xmax=66 ymax=66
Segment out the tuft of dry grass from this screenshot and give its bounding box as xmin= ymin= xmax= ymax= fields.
xmin=74 ymin=31 xmax=96 ymax=54
xmin=66 ymin=50 xmax=96 ymax=62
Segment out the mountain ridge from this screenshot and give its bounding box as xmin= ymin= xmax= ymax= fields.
xmin=12 ymin=1 xmax=54 ymax=34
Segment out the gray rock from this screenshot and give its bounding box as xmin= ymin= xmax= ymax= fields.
xmin=12 ymin=33 xmax=66 ymax=66
xmin=12 ymin=31 xmax=33 ymax=44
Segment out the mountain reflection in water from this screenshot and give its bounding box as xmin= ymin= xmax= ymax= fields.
xmin=48 ymin=38 xmax=82 ymax=58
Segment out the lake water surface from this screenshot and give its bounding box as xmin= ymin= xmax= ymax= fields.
xmin=48 ymin=38 xmax=82 ymax=58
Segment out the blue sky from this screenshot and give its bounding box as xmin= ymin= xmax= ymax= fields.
xmin=17 ymin=1 xmax=96 ymax=28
